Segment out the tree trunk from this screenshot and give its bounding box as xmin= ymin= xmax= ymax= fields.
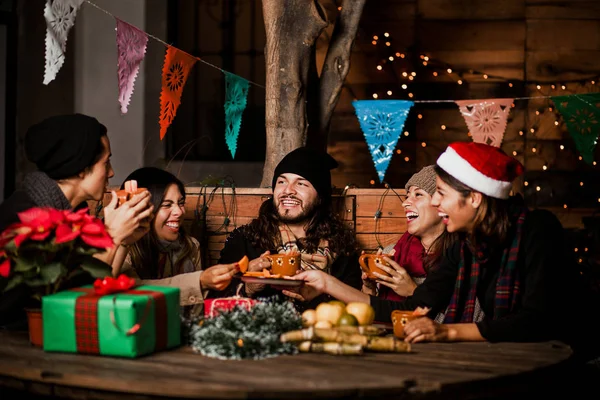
xmin=260 ymin=0 xmax=329 ymax=187
xmin=308 ymin=0 xmax=367 ymax=150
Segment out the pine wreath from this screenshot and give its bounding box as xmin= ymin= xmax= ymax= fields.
xmin=189 ymin=299 xmax=302 ymax=360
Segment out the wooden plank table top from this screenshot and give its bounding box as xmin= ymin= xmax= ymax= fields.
xmin=0 ymin=331 xmax=584 ymax=399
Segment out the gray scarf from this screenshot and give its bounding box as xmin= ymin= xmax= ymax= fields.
xmin=157 ymin=237 xmax=197 ymax=274
xmin=23 ymin=171 xmax=72 ymax=210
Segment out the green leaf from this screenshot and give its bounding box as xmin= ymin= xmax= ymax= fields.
xmin=39 ymin=262 xmax=67 ymax=284
xmin=14 ymin=259 xmax=36 ymax=273
xmin=79 ymin=256 xmax=112 ymax=278
xmin=3 ymin=275 xmax=24 ymax=292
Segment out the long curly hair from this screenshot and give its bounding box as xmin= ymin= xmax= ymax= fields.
xmin=121 ymin=167 xmax=200 ymax=279
xmin=246 ymin=196 xmax=357 ymax=256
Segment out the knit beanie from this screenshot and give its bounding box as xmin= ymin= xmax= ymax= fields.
xmin=405 ymin=165 xmax=437 ymax=196
xmin=272 ymin=147 xmax=339 ymax=200
xmin=25 ymin=113 xmax=107 ymax=180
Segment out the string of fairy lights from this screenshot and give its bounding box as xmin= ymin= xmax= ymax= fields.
xmin=357 ymin=30 xmax=600 ymax=208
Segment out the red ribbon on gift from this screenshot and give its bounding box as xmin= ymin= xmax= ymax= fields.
xmin=70 ymin=275 xmax=167 ymax=355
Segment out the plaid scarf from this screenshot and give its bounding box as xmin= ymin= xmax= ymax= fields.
xmin=443 ymin=205 xmax=527 ymax=323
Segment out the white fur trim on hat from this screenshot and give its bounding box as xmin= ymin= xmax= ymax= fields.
xmin=437 ymin=147 xmax=512 ymax=199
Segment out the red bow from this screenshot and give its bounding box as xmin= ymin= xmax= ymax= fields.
xmin=93 ymin=274 xmax=137 ymax=296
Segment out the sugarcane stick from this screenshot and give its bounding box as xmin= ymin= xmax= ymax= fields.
xmin=365 ymin=336 xmax=411 ymax=353
xmin=282 ymin=328 xmax=369 ymax=346
xmin=298 ymin=341 xmax=363 ymax=355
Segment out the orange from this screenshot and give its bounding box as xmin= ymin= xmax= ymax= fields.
xmin=237 ymin=255 xmax=249 ymax=273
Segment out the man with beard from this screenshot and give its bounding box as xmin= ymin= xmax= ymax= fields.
xmin=216 ymin=147 xmax=362 ymax=309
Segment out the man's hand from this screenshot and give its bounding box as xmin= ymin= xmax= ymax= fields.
xmin=403 ymin=317 xmax=452 ymax=343
xmin=103 ymin=190 xmax=153 ymax=245
xmin=245 ymin=251 xmax=271 ymax=296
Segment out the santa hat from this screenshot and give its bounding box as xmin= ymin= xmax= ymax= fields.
xmin=436 ymin=142 xmax=524 ymax=199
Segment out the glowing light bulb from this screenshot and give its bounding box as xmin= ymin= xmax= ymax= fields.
xmin=423 ymin=61 xmax=428 ymax=66
xmin=421 ymin=142 xmax=427 ymax=147
xmin=433 ymin=72 xmax=438 ymax=77
xmin=524 ymin=181 xmax=529 ymax=186
xmin=536 ymin=85 xmax=541 ymax=90
xmin=560 ymin=145 xmax=565 ymax=150
xmin=385 ymin=42 xmax=391 ymax=46
xmin=580 ymin=182 xmax=584 ymax=186
xmin=561 ymin=85 xmax=566 ymax=90
xmin=575 ymin=248 xmax=579 ymax=252
xmin=384 ymin=32 xmax=389 ymax=37
xmin=530 ymin=128 xmax=535 ymax=133
xmin=377 ymin=65 xmax=383 ymax=71
xmin=372 ymin=93 xmax=378 ymax=99
xmin=563 ymin=204 xmax=568 ymax=209
xmin=395 ymin=52 xmax=401 ymax=57
xmin=532 ymin=147 xmax=537 ymax=153
xmin=592 ymin=81 xmax=596 ymax=85
xmin=441 ymin=125 xmax=447 ymax=130
xmin=535 ymin=111 xmax=540 ymax=115
xmin=408 ymin=93 xmax=414 ymax=98
xmin=401 ymin=84 xmax=407 ymax=89
xmin=389 ymin=56 xmax=394 ymax=61
xmin=512 ymin=151 xmax=517 ymax=156
xmin=372 ymin=40 xmax=377 ymax=45
xmin=400 ymin=53 xmax=405 ymax=58
xmin=551 ymin=85 xmax=556 ymax=89
xmin=387 ymin=90 xmax=392 ymax=95
xmin=579 ymin=156 xmax=583 ymax=161
xmin=519 ymin=130 xmax=524 ymax=136
xmin=555 ymin=121 xmax=559 ymax=126
xmin=370 ymin=180 xmax=375 ymax=185
xmin=509 ymin=82 xmax=513 ymax=87
xmin=542 ymin=165 xmax=548 ymax=170
xmin=549 ymin=107 xmax=553 ymax=112
xmin=536 ymin=186 xmax=541 ymax=192
xmin=373 ymin=36 xmax=379 ymax=40
xmin=424 ymin=56 xmax=429 ymax=61
xmin=411 ymin=72 xmax=416 ymax=77
xmin=408 ymin=76 xmax=414 ymax=81
xmin=447 ymin=68 xmax=452 ymax=73
xmin=396 ymin=149 xmax=402 ymax=154
xmin=483 ymin=74 xmax=488 ymax=79
xmin=402 ymin=72 xmax=408 ymax=77
xmin=417 ymin=114 xmax=423 ymax=119
xmin=594 ymin=161 xmax=597 ymax=166
xmin=404 ymin=157 xmax=410 ymax=162
xmin=403 ymin=131 xmax=409 ymax=136
xmin=457 ymin=80 xmax=463 ymax=85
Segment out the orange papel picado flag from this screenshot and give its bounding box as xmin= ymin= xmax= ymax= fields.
xmin=159 ymin=46 xmax=197 ymax=140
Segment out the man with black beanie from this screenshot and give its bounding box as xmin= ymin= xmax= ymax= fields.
xmin=217 ymin=147 xmax=362 ymax=310
xmin=0 ymin=113 xmax=153 ymax=329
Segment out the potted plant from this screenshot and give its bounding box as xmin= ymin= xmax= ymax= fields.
xmin=0 ymin=207 xmax=114 ymax=346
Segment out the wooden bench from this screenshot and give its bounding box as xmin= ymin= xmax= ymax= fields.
xmin=101 ymin=187 xmax=593 ymax=267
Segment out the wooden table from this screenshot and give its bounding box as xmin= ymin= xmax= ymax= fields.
xmin=0 ymin=331 xmax=590 ymax=399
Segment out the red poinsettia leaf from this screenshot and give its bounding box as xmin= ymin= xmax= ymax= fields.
xmin=65 ymin=212 xmax=84 ymax=223
xmin=81 ymin=221 xmax=104 ymax=235
xmin=17 ymin=207 xmax=49 ymax=223
xmin=55 ymin=223 xmax=80 ymax=244
xmin=0 ymin=258 xmax=10 ymax=277
xmin=30 ymin=230 xmax=51 ymax=241
xmin=81 ymin=231 xmax=114 ymax=249
xmin=48 ymin=208 xmax=65 ymax=225
xmin=13 ymin=231 xmax=33 ymax=248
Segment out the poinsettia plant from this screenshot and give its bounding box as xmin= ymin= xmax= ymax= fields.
xmin=0 ymin=207 xmax=114 ymax=301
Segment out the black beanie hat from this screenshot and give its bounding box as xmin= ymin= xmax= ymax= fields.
xmin=272 ymin=147 xmax=339 ymax=200
xmin=25 ymin=114 xmax=107 ymax=179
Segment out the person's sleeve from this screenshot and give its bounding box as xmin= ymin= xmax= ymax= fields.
xmin=331 ymin=252 xmax=362 ymax=290
xmin=476 ymin=211 xmax=568 ymax=342
xmin=370 ymin=241 xmax=460 ymax=323
xmin=120 ymin=255 xmax=204 ymax=306
xmin=218 ymin=228 xmax=248 ymax=264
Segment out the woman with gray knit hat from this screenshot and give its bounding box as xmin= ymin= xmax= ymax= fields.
xmin=362 ymin=165 xmax=453 ymax=303
xmin=0 ymin=114 xmax=153 ymax=328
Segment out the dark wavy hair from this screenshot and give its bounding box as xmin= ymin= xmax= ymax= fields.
xmin=434 ymin=165 xmax=510 ymax=248
xmin=246 ymin=195 xmax=357 ymax=256
xmin=120 ymin=167 xmax=200 ymax=279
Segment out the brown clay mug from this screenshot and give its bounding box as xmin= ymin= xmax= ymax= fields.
xmin=267 ymin=254 xmax=301 ymax=276
xmin=358 ymin=253 xmax=393 ymax=279
xmin=391 ymin=310 xmax=421 ymax=339
xmin=116 ymin=188 xmax=147 ymax=206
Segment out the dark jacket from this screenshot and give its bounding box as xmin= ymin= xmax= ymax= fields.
xmin=0 ymin=190 xmax=37 ymax=232
xmin=218 ymin=225 xmax=362 ymax=311
xmin=370 ymin=209 xmax=599 ymax=359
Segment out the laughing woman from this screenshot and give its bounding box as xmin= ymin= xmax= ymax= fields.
xmin=112 ymin=168 xmax=238 ymax=315
xmin=286 ymin=142 xmax=597 ymax=360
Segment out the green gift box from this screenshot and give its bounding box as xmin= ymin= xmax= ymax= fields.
xmin=42 ymin=285 xmax=181 ymax=358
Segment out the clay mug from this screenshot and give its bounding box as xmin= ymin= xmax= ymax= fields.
xmin=358 ymin=253 xmax=393 ymax=279
xmin=267 ymin=254 xmax=301 ymax=276
xmin=116 ymin=188 xmax=147 ymax=206
xmin=391 ymin=310 xmax=422 ymax=339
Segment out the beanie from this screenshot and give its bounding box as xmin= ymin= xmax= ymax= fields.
xmin=25 ymin=113 xmax=107 ymax=180
xmin=405 ymin=165 xmax=437 ymax=196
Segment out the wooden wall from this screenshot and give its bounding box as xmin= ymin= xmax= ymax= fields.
xmin=326 ymin=0 xmax=600 ymax=210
